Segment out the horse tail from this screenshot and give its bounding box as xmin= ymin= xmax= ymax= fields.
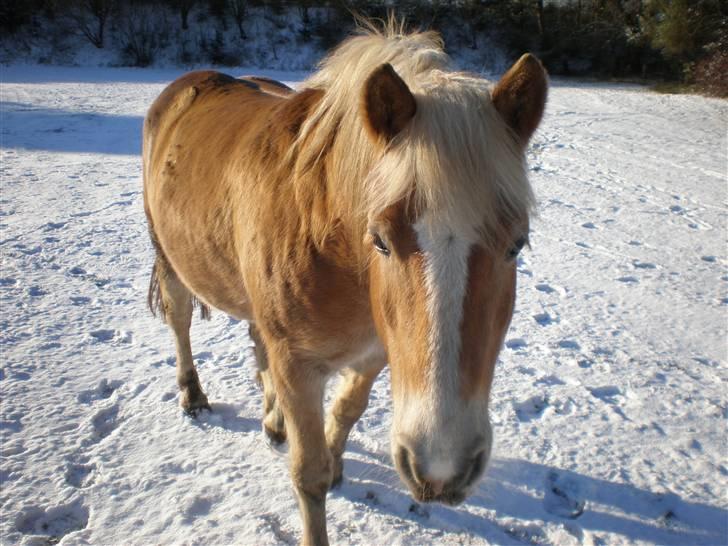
xmin=146 ymin=222 xmax=167 ymax=321
xmin=146 ymin=220 xmax=211 ymax=322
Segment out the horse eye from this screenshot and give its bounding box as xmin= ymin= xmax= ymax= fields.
xmin=507 ymin=236 xmax=527 ymax=260
xmin=372 ymin=233 xmax=390 ymax=257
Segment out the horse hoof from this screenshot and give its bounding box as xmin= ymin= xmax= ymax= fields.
xmin=330 ymin=473 xmax=343 ymax=490
xmin=183 ymin=404 xmax=211 ymax=418
xmin=263 ymin=426 xmax=289 ymax=456
xmin=182 ymin=396 xmax=211 ymax=417
xmin=264 ymin=424 xmax=287 ymax=445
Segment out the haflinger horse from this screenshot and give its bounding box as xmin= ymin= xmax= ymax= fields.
xmin=143 ymin=21 xmax=546 ymax=546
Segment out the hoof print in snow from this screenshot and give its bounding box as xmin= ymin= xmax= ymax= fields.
xmin=16 ymin=500 xmax=89 ymax=540
xmin=89 ymin=329 xmax=115 ymax=343
xmin=258 ymin=513 xmax=297 ymax=545
xmin=408 ymin=502 xmax=430 ymax=518
xmin=90 ymin=405 xmax=120 ymax=442
xmin=543 ymin=471 xmax=585 ymax=519
xmin=88 ymin=329 xmax=132 ymax=344
xmin=77 ymin=379 xmax=123 ymax=404
xmin=557 ymin=339 xmax=581 ymax=350
xmin=28 ymin=286 xmax=47 ymax=297
xmin=588 ymin=385 xmax=622 ymax=404
xmin=534 ymin=313 xmax=553 ymax=326
xmin=659 ymin=509 xmax=678 ymax=527
xmin=364 ymin=490 xmax=379 ymax=505
xmin=513 ymin=395 xmax=548 ymax=422
xmin=505 ymin=338 xmax=528 ymax=350
xmin=65 ymin=463 xmax=96 ymax=489
xmin=535 ymin=283 xmax=557 ymax=294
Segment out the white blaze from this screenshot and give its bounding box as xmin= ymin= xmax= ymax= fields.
xmin=393 ymin=215 xmax=476 ymax=479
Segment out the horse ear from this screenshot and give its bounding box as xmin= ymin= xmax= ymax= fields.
xmin=492 ymin=54 xmax=548 ymax=145
xmin=362 ymin=63 xmax=416 ymax=142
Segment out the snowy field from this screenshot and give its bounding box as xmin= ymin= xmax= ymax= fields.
xmin=1 ymin=65 xmax=726 ymax=546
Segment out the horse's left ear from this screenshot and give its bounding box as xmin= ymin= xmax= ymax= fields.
xmin=362 ymin=63 xmax=417 ymax=142
xmin=492 ymin=54 xmax=548 ymax=145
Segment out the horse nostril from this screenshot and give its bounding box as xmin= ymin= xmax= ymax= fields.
xmin=395 ymin=445 xmax=418 ymax=486
xmin=464 ymin=450 xmax=487 ymax=488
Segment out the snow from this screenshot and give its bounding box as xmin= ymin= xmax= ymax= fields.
xmin=1 ymin=65 xmax=727 ymax=546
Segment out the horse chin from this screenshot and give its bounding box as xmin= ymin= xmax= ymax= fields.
xmin=396 ymin=467 xmax=473 ymax=506
xmin=408 ymin=485 xmax=469 ymax=506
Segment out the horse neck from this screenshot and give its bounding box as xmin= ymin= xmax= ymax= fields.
xmin=291 ymin=113 xmax=378 ymax=274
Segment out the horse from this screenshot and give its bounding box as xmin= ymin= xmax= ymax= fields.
xmin=143 ymin=22 xmax=547 ymax=546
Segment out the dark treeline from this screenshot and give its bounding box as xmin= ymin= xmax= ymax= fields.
xmin=1 ymin=0 xmax=725 ymax=94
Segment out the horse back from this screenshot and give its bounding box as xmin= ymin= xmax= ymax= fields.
xmin=143 ymin=70 xmax=284 ymax=319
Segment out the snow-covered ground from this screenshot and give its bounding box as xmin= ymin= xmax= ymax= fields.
xmin=1 ymin=65 xmax=726 ymax=546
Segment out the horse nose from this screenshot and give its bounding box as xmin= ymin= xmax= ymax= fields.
xmin=395 ymin=445 xmax=446 ymax=500
xmin=394 ymin=443 xmax=487 ymax=503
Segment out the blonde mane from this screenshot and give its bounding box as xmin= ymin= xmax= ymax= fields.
xmin=293 ymin=21 xmax=535 ymax=249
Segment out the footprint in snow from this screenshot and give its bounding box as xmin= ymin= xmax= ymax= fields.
xmin=89 ymin=405 xmax=121 ymax=442
xmin=588 ymin=385 xmax=623 ymax=404
xmin=65 ymin=463 xmax=96 ymax=489
xmin=632 ymin=260 xmax=656 ymax=269
xmin=557 ymin=339 xmax=581 ymax=350
xmin=89 ymin=329 xmax=115 ymax=342
xmin=0 ymin=277 xmax=17 ymax=287
xmin=505 ymin=338 xmax=528 ymax=350
xmin=581 ymin=222 xmax=597 ymax=229
xmin=77 ymin=379 xmax=123 ymax=404
xmin=15 ymin=499 xmax=89 ymax=539
xmin=543 ymin=471 xmax=585 ymax=519
xmin=258 ymin=513 xmax=297 ymax=545
xmin=533 ymin=375 xmax=566 ymax=387
xmin=534 ymin=313 xmax=553 ymax=326
xmin=409 ymin=502 xmax=430 ymax=518
xmin=364 ymin=490 xmax=380 ymax=505
xmin=700 ymin=255 xmax=716 ymax=263
xmin=535 ymin=283 xmax=557 ymax=294
xmin=513 ymin=395 xmax=548 ymax=422
xmin=28 ymin=286 xmax=47 ymax=297
xmin=617 ymin=275 xmax=639 ymax=284
xmin=89 ymin=329 xmax=132 ymax=344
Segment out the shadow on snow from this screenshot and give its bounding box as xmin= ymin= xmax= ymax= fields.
xmin=333 ymin=444 xmax=727 ymax=545
xmin=1 ymin=101 xmax=142 ymax=156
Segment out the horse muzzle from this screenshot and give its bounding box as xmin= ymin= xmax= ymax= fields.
xmin=393 ymin=440 xmax=488 ymax=505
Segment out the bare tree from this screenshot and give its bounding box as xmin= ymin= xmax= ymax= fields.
xmin=535 ymin=0 xmax=545 ymax=36
xmin=228 ymin=0 xmax=247 ymax=39
xmin=168 ymin=0 xmax=195 ymax=30
xmin=68 ymin=0 xmax=114 ymax=48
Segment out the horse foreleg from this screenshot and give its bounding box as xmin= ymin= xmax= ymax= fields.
xmin=155 ymin=257 xmax=210 ymax=414
xmin=268 ymin=343 xmax=331 ymax=546
xmin=249 ymin=323 xmax=286 ymax=444
xmin=325 ymin=364 xmax=383 ymax=488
